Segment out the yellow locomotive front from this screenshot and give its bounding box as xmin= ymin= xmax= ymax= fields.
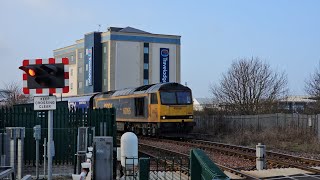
xmin=149 ymin=83 xmax=195 ymax=135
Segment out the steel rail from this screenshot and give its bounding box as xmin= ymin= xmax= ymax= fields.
xmin=193 ymin=139 xmax=320 ymax=165
xmin=140 ymin=137 xmax=320 ymax=174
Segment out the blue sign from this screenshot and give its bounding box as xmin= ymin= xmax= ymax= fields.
xmin=160 ymin=48 xmax=169 ymax=82
xmin=68 ymin=101 xmax=89 ymax=109
xmin=65 ymin=95 xmax=92 ymax=109
xmin=86 ymin=48 xmax=93 ymax=86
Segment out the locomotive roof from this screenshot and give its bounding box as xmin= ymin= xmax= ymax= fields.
xmin=61 ymin=93 xmax=97 ymax=102
xmin=95 ymin=82 xmax=191 ymax=98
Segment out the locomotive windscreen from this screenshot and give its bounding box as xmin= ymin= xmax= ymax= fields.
xmin=160 ymin=91 xmax=192 ymax=105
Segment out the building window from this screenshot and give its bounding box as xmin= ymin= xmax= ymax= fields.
xmin=71 ymin=55 xmax=74 ymax=62
xmin=144 ymin=47 xmax=149 ymax=54
xmin=144 ymin=63 xmax=148 ymax=70
xmin=104 ymin=79 xmax=107 ymax=85
xmin=78 ymin=67 xmax=83 ymax=73
xmin=144 ymin=69 xmax=149 ymax=79
xmin=85 ymin=80 xmax=88 ymax=86
xmin=70 ymin=83 xmax=73 ymax=90
xmin=79 ymin=52 xmax=83 ymax=59
xmin=103 ymin=46 xmax=107 ymax=53
xmin=78 ymin=82 xmax=83 ymax=89
xmin=70 ymin=69 xmax=73 ymax=76
xmin=143 ymin=43 xmax=149 ymax=85
xmin=144 ymin=54 xmax=149 ymax=63
xmin=86 ymin=64 xmax=88 ymax=71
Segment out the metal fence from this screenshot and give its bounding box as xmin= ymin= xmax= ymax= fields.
xmin=124 ymin=157 xmax=190 ymax=180
xmin=123 ymin=149 xmax=228 ymax=180
xmin=0 ymin=107 xmax=116 ymax=166
xmin=194 ymin=113 xmax=320 ymax=138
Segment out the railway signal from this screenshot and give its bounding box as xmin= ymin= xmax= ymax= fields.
xmin=19 ymin=58 xmax=69 ymax=94
xmin=19 ymin=58 xmax=69 ymax=180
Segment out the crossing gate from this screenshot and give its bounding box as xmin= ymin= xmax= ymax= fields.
xmin=0 ymin=107 xmax=116 ymax=165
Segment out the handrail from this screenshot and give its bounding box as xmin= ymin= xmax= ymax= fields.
xmin=190 ymin=149 xmax=230 ymax=180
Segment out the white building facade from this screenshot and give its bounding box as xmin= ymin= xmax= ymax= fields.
xmin=54 ymin=27 xmax=181 ymax=96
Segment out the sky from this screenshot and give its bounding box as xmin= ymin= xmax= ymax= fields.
xmin=0 ymin=0 xmax=320 ymax=98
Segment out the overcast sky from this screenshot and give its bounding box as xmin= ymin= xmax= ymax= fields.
xmin=1 ymin=0 xmax=320 ymax=98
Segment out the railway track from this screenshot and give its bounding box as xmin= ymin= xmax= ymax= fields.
xmin=117 ymin=133 xmax=320 ymax=179
xmin=139 ymin=142 xmax=259 ymax=179
xmin=140 ymin=137 xmax=320 ymax=174
xmin=188 ymin=139 xmax=320 ymax=172
xmin=119 ymin=136 xmax=257 ymax=179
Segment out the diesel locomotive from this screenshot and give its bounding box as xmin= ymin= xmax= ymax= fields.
xmin=91 ymin=82 xmax=194 ymax=136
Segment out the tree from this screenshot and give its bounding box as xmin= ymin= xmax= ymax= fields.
xmin=305 ymin=65 xmax=320 ymax=98
xmin=304 ymin=65 xmax=320 ymax=113
xmin=210 ymin=57 xmax=288 ymax=115
xmin=0 ymin=81 xmax=31 ymax=107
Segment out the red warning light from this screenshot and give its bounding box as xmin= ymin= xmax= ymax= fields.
xmin=28 ymin=69 xmax=36 ymax=77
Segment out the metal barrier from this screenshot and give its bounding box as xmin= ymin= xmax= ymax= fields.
xmin=124 ymin=157 xmax=190 ymax=180
xmin=21 ymin=175 xmax=32 ymax=180
xmin=122 ymin=150 xmax=228 ymax=180
xmin=190 ymin=149 xmax=229 ymax=180
xmin=0 ymin=166 xmax=14 ymax=180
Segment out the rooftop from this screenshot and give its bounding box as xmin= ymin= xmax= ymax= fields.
xmin=107 ymin=26 xmax=151 ymax=34
xmin=279 ymin=95 xmax=316 ymax=103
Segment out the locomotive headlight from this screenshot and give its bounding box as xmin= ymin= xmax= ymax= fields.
xmin=189 ymin=115 xmax=193 ymax=119
xmin=162 ymin=116 xmax=166 ymax=119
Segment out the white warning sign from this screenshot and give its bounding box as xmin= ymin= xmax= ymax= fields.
xmin=34 ymin=96 xmax=57 ymax=110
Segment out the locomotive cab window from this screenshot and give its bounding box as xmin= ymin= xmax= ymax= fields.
xmin=160 ymin=91 xmax=192 ymax=105
xmin=134 ymin=97 xmax=144 ymax=116
xmin=160 ymin=92 xmax=177 ymax=104
xmin=150 ymin=93 xmax=158 ymax=104
xmin=177 ymin=91 xmax=192 ymax=104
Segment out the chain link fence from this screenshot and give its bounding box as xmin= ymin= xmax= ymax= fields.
xmin=194 ymin=113 xmax=320 ymax=139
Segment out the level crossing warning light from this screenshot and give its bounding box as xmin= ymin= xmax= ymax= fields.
xmin=19 ymin=58 xmax=69 ymax=94
xmin=27 ymin=68 xmax=36 ymax=77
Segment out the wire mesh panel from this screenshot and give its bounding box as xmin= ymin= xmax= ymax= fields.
xmin=123 ymin=157 xmax=190 ymax=180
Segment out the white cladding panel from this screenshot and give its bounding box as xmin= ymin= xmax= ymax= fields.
xmin=150 ymin=43 xmax=177 ymax=84
xmin=115 ymin=41 xmax=141 ymax=89
xmin=68 ymin=65 xmax=78 ymax=96
xmin=59 ymin=64 xmax=77 ymax=97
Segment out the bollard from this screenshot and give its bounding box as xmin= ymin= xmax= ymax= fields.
xmin=7 ymin=127 xmax=25 ymax=179
xmin=9 ymin=129 xmax=17 ymax=175
xmin=17 ymin=128 xmax=25 ymax=180
xmin=256 ymin=143 xmax=266 ymax=170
